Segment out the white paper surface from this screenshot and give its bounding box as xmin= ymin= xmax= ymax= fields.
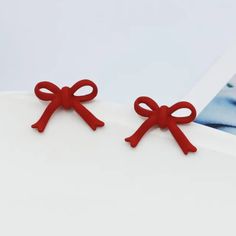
xmin=0 ymin=93 xmax=236 ymax=236
xmin=185 ymin=41 xmax=236 ymax=114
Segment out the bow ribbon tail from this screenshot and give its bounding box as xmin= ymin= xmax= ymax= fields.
xmin=168 ymin=120 xmax=197 ymax=155
xmin=125 ymin=117 xmax=156 ymax=147
xmin=32 ymin=100 xmax=60 ymax=132
xmin=72 ymin=101 xmax=105 ymax=130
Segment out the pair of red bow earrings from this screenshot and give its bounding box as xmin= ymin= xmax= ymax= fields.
xmin=32 ymin=80 xmax=197 ymax=155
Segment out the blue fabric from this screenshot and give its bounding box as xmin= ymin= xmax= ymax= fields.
xmin=196 ymin=78 xmax=236 ymax=135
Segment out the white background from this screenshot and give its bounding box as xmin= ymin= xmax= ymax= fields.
xmin=1 ymin=0 xmax=236 ymax=104
xmin=1 ymin=2 xmax=236 ymax=235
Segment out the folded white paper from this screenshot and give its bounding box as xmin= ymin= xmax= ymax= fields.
xmin=0 ymin=93 xmax=236 ymax=236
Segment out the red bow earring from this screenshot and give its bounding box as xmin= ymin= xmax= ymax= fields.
xmin=32 ymin=80 xmax=105 ymax=132
xmin=125 ymin=96 xmax=197 ymax=155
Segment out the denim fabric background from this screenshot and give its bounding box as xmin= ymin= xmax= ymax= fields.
xmin=196 ymin=75 xmax=236 ymax=135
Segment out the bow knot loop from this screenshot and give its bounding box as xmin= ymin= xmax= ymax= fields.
xmin=32 ymin=80 xmax=105 ymax=132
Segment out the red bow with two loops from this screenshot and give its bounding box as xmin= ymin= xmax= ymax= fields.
xmin=32 ymin=80 xmax=105 ymax=132
xmin=125 ymin=97 xmax=197 ymax=155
